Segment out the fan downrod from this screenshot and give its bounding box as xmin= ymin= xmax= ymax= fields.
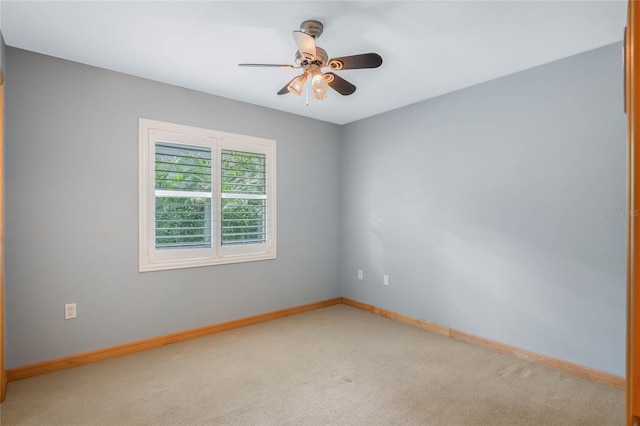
xmin=300 ymin=20 xmax=323 ymax=39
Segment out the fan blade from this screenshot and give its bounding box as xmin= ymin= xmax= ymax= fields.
xmin=293 ymin=30 xmax=316 ymax=59
xmin=239 ymin=63 xmax=297 ymax=68
xmin=327 ymin=53 xmax=383 ymax=70
xmin=325 ymin=72 xmax=356 ymax=96
xmin=277 ymin=76 xmax=299 ymax=95
xmin=277 ymin=84 xmax=290 ymax=95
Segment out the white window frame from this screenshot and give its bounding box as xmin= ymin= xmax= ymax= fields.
xmin=139 ymin=118 xmax=276 ymax=272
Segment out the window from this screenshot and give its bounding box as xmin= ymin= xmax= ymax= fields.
xmin=139 ymin=119 xmax=276 ymax=271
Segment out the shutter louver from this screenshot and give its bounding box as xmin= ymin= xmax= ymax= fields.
xmin=221 ymin=150 xmax=267 ymax=246
xmin=155 ymin=142 xmax=212 ymax=250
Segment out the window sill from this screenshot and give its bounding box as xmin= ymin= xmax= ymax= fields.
xmin=139 ymin=251 xmax=277 ymax=272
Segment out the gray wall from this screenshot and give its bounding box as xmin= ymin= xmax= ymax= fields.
xmin=340 ymin=43 xmax=627 ymax=376
xmin=5 ymin=42 xmax=628 ymax=377
xmin=5 ymin=48 xmax=342 ymax=368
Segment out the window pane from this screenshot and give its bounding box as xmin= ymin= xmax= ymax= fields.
xmin=221 ymin=150 xmax=267 ymax=246
xmin=155 ymin=142 xmax=212 ymax=250
xmin=156 ymin=142 xmax=211 ymax=192
xmin=221 ymin=198 xmax=266 ymax=245
xmin=221 ymin=150 xmax=266 ymax=194
xmin=155 ymin=196 xmax=212 ymax=249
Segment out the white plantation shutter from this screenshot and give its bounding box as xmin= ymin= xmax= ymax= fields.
xmin=220 ymin=150 xmax=267 ymax=246
xmin=139 ymin=119 xmax=276 ymax=272
xmin=154 ymin=142 xmax=213 ymax=250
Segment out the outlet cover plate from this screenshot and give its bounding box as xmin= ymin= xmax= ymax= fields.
xmin=65 ymin=303 xmax=77 ymax=319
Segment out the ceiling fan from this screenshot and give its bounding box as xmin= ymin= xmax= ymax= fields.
xmin=239 ymin=20 xmax=382 ymax=101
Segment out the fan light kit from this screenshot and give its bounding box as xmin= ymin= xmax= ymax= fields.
xmin=239 ymin=20 xmax=383 ymax=102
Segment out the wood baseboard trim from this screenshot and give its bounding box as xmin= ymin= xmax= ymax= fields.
xmin=341 ymin=297 xmax=625 ymax=390
xmin=7 ymin=297 xmax=342 ymax=382
xmin=341 ymin=297 xmax=450 ymax=337
xmin=448 ymin=329 xmax=625 ymax=390
xmin=7 ymin=296 xmax=624 ymax=391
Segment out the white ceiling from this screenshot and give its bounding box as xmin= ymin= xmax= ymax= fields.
xmin=0 ymin=1 xmax=628 ymax=125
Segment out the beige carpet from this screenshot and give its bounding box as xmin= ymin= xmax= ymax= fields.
xmin=2 ymin=305 xmax=624 ymax=425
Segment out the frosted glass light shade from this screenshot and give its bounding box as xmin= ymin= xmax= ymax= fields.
xmin=312 ymin=90 xmax=327 ymax=101
xmin=312 ymin=74 xmax=328 ymax=93
xmin=287 ymin=74 xmax=307 ymax=96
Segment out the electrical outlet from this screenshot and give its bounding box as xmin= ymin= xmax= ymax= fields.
xmin=357 ymin=270 xmax=363 ymax=280
xmin=383 ymin=275 xmax=389 ymax=286
xmin=65 ymin=303 xmax=77 ymax=320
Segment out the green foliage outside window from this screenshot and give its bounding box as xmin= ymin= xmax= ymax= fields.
xmin=155 ymin=143 xmax=212 ymax=250
xmin=153 ymin=144 xmax=268 ymax=250
xmin=221 ymin=150 xmax=267 ymax=246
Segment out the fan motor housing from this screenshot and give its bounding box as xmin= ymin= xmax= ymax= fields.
xmin=300 ymin=20 xmax=323 ymax=39
xmin=295 ymin=47 xmax=328 ymax=66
